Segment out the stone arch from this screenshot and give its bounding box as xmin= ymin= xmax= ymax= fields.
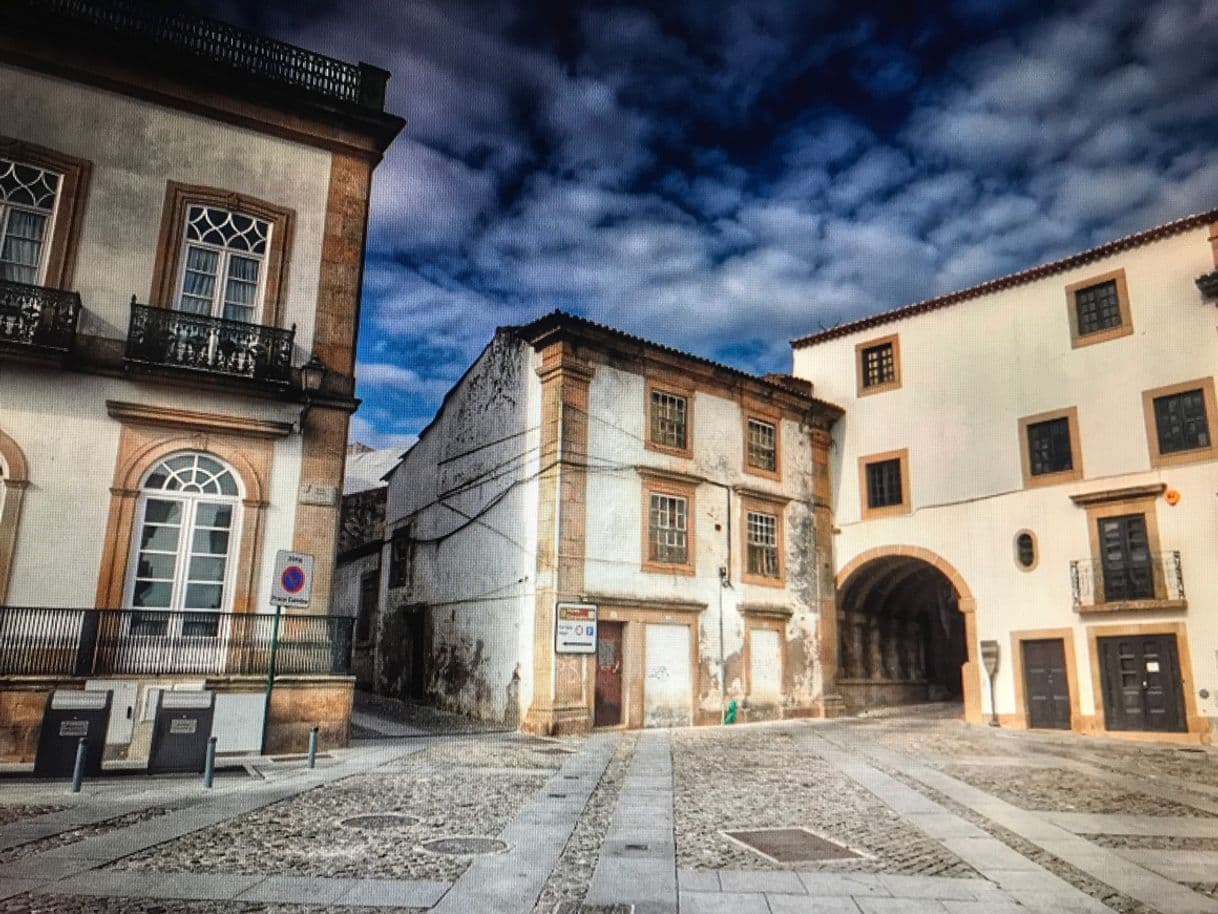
xmin=96 ymin=430 xmax=273 ymax=614
xmin=835 ymin=545 xmax=981 ymax=723
xmin=0 ymin=427 xmax=30 ymax=605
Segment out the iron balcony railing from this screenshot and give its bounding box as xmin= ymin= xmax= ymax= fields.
xmin=125 ymin=301 xmax=295 ymax=385
xmin=0 ymin=279 xmax=82 ymax=352
xmin=1070 ymin=550 xmax=1185 ymax=608
xmin=11 ymin=0 xmax=389 ymax=110
xmin=0 ymin=607 xmax=354 ymax=678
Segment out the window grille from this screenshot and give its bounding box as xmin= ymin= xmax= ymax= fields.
xmin=747 ymin=419 xmax=777 ymax=471
xmin=746 ymin=511 xmax=779 ymax=577
xmin=1027 ymin=417 xmax=1073 ymax=475
xmin=0 ymin=158 xmax=61 ymax=285
xmin=648 ymin=493 xmax=688 ymax=565
xmin=865 ymin=459 xmax=903 ymax=509
xmin=650 ymin=390 xmax=687 ymax=450
xmin=389 ymin=527 xmax=412 ymax=587
xmin=1154 ymin=389 xmax=1210 ymax=454
xmin=1074 ymin=280 xmax=1122 ymax=336
xmin=861 ymin=342 xmax=895 ymax=387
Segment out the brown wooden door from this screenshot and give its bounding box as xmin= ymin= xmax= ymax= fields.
xmin=1022 ymin=638 xmax=1071 ymax=730
xmin=595 ymin=622 xmax=624 ymax=727
xmin=1099 ymin=634 xmax=1186 ymax=732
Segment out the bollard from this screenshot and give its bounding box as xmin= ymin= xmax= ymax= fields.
xmin=307 ymin=726 xmax=319 ymax=769
xmin=70 ymin=737 xmax=87 ymax=793
xmin=203 ymin=736 xmax=217 ymax=788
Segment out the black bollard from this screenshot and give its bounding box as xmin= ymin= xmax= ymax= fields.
xmin=307 ymin=726 xmax=319 ymax=769
xmin=70 ymin=737 xmax=87 ymax=793
xmin=203 ymin=736 xmax=217 ymax=788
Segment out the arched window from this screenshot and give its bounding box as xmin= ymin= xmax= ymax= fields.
xmin=126 ymin=453 xmax=241 ymax=637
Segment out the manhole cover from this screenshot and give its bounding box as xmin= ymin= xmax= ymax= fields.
xmin=421 ymin=836 xmax=509 ymax=856
xmin=724 ymin=828 xmax=862 ymax=863
xmin=342 ymin=813 xmax=420 ymax=830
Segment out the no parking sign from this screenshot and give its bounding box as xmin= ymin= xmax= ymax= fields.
xmin=271 ymin=549 xmax=315 ymax=608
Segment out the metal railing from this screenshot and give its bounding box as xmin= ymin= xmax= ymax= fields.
xmin=125 ymin=301 xmax=295 ymax=385
xmin=0 ymin=607 xmax=354 ymax=677
xmin=0 ymin=279 xmax=82 ymax=351
xmin=10 ymin=0 xmax=389 ymax=110
xmin=1070 ymin=550 xmax=1185 ymax=608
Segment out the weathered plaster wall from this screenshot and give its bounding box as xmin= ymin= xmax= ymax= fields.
xmin=380 ymin=334 xmax=540 ymax=723
xmin=582 ymin=364 xmax=827 ymax=722
xmin=1 ymin=63 xmax=332 ymax=359
xmin=792 ymin=225 xmax=1218 ymax=735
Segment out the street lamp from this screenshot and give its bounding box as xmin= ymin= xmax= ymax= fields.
xmin=297 ymin=355 xmax=326 ymax=432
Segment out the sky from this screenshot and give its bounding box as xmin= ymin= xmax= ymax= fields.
xmin=197 ymin=0 xmax=1218 ymax=450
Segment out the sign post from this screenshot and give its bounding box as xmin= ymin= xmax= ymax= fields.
xmin=555 ymin=602 xmax=597 ymax=655
xmin=979 ymin=639 xmax=1000 ymax=728
xmin=262 ymin=550 xmax=314 ymax=754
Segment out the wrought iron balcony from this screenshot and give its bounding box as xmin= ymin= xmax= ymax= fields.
xmin=1070 ymin=551 xmax=1185 ymax=610
xmin=125 ymin=301 xmax=295 ymax=385
xmin=0 ymin=606 xmax=354 ymax=678
xmin=0 ymin=278 xmax=81 ymax=352
xmin=10 ymin=0 xmax=390 ymax=111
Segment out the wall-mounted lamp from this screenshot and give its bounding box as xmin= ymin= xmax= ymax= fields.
xmin=297 ymin=354 xmax=326 ymax=432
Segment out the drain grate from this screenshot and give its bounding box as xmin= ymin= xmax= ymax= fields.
xmin=342 ymin=813 xmax=419 ymax=830
xmin=724 ymin=827 xmax=862 ymax=864
xmin=533 ymin=747 xmax=577 ymax=756
xmin=421 ymin=836 xmax=508 ymax=856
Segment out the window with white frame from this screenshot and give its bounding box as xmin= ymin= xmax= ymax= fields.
xmin=746 ymin=510 xmax=779 ymax=578
xmin=648 ymin=492 xmax=688 ymax=565
xmin=746 ymin=418 xmax=777 ymax=471
xmin=0 ymin=158 xmax=61 ymax=285
xmin=126 ymin=453 xmax=241 ymax=637
xmin=650 ymin=389 xmax=688 ymax=450
xmin=177 ymin=205 xmax=270 ymax=323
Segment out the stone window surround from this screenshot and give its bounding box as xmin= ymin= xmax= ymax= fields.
xmin=855 ymin=332 xmax=901 ymax=397
xmin=741 ymin=399 xmax=782 ymax=482
xmin=738 ymin=490 xmax=788 ymax=588
xmin=857 ymin=448 xmax=911 ymax=521
xmin=149 ymin=181 xmax=295 ymax=329
xmin=1070 ymin=483 xmax=1184 ymax=611
xmin=639 ymin=469 xmax=697 ymax=576
xmin=643 ymin=373 xmax=694 ymax=459
xmin=1017 ymin=405 xmax=1084 ymax=489
xmin=1065 ymin=267 xmax=1133 ymax=349
xmin=0 ymin=135 xmax=92 ymax=290
xmin=0 ymin=428 xmax=29 ymax=606
xmin=1013 ymin=529 xmax=1039 ymax=572
xmin=1141 ymin=376 xmax=1218 ymax=469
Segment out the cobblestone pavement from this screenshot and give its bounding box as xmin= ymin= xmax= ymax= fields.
xmin=4 ymin=706 xmax=1218 ymax=912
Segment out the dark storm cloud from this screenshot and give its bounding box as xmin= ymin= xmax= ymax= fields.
xmin=198 ymin=0 xmax=1218 ymax=447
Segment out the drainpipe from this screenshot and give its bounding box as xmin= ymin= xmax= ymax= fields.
xmin=706 ymin=483 xmax=731 ymax=725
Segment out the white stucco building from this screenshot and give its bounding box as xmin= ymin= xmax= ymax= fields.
xmin=375 ymin=312 xmax=843 ymax=733
xmin=792 ymin=210 xmax=1218 ymax=743
xmin=0 ymin=0 xmax=403 ymax=763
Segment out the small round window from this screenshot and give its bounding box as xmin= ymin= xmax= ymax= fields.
xmin=1015 ymin=531 xmax=1037 ymax=570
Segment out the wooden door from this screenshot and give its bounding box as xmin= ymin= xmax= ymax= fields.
xmin=1097 ymin=514 xmax=1153 ymax=601
xmin=1021 ymin=638 xmax=1071 ymax=730
xmin=1099 ymin=634 xmax=1186 ymax=732
xmin=594 ymin=622 xmax=624 ymax=727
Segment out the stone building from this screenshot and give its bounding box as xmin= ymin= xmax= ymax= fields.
xmin=332 ymin=443 xmax=400 ymax=691
xmin=792 ymin=209 xmax=1218 ymax=743
xmin=372 ymin=312 xmax=842 ymax=733
xmin=0 ymin=0 xmax=403 ymax=762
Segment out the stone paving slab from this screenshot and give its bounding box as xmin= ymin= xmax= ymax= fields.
xmin=337 ymin=876 xmax=450 ymax=907
xmin=1047 ymin=812 xmax=1218 ymax=837
xmin=680 ymin=891 xmax=772 ymax=913
xmin=235 ymin=874 xmax=356 ymax=905
xmin=767 ymin=896 xmax=865 ymax=913
xmin=1112 ymin=848 xmax=1218 ymax=883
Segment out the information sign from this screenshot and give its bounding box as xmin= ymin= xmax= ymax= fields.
xmin=271 ymin=549 xmax=315 ymax=608
xmin=555 ymin=602 xmax=598 ymax=654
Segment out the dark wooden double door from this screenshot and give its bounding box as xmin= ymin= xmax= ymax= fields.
xmin=1098 ymin=634 xmax=1186 ymax=732
xmin=1021 ymin=639 xmax=1072 ymax=730
xmin=594 ymin=622 xmax=624 ymax=727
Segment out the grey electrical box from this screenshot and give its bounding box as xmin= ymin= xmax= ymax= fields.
xmin=33 ymin=690 xmax=112 ymax=777
xmin=148 ymin=690 xmax=215 ymax=774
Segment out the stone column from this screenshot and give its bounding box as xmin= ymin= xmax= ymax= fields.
xmin=523 ymin=341 xmax=594 ymax=735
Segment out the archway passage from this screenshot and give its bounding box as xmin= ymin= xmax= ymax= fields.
xmin=837 ymin=555 xmax=968 ymax=714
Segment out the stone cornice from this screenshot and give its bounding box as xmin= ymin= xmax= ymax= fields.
xmin=106 ymin=400 xmax=294 ymax=439
xmin=1069 ymin=483 xmax=1167 ymax=506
